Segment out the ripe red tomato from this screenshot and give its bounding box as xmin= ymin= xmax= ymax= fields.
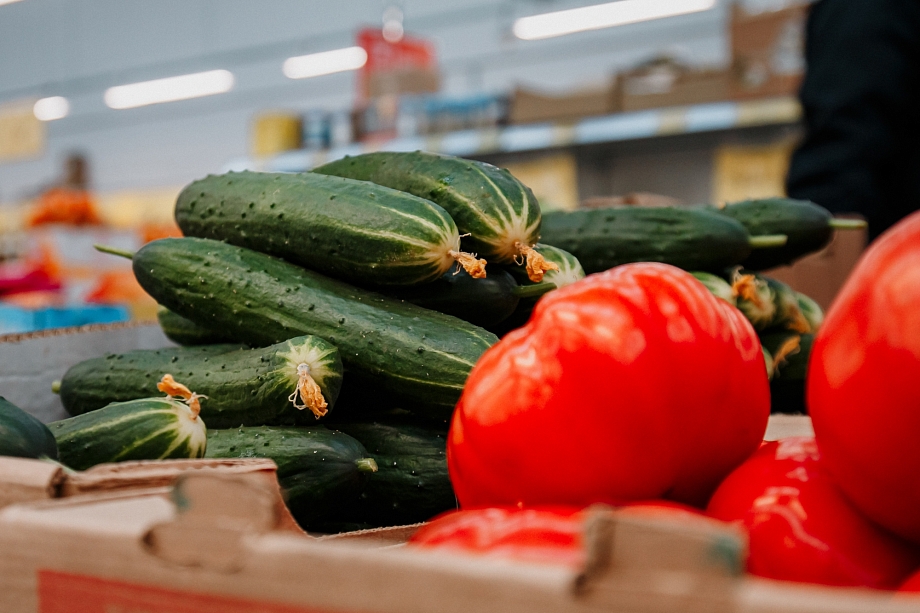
xmin=448 ymin=263 xmax=770 ymax=509
xmin=707 ymin=437 xmax=920 ymax=589
xmin=808 ymin=211 xmax=920 ymax=544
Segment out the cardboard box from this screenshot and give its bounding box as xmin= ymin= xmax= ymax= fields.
xmin=509 ymin=81 xmax=619 ymax=125
xmin=730 ymin=4 xmax=807 ymax=100
xmin=618 ymin=66 xmax=731 ymax=112
xmin=0 ymin=466 xmax=916 ymax=612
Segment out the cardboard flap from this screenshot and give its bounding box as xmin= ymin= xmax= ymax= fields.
xmin=577 ymin=508 xmax=745 ymax=612
xmin=0 ymin=457 xmax=64 ymax=507
xmin=144 ymin=471 xmax=292 ymax=572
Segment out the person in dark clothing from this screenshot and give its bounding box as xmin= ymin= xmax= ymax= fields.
xmin=786 ymin=0 xmax=920 ymax=241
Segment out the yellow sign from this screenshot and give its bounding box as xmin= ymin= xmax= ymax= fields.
xmin=503 ymin=153 xmax=579 ymax=212
xmin=0 ymin=100 xmax=44 ymax=163
xmin=713 ymin=141 xmax=795 ymax=204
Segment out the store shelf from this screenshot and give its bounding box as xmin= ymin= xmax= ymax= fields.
xmin=224 ymin=96 xmax=801 ymax=174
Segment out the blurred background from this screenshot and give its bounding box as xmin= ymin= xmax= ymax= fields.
xmin=0 ymin=0 xmax=813 ymax=332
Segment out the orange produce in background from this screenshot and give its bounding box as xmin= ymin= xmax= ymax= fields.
xmin=27 ymin=187 xmax=103 ymax=227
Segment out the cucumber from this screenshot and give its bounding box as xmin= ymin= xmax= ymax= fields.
xmin=128 ymin=238 xmax=497 ymax=414
xmin=714 ymin=198 xmax=866 ymax=270
xmin=763 ymin=276 xmax=810 ymax=333
xmin=314 ymin=152 xmax=554 ymax=281
xmin=59 ymin=336 xmax=342 ymax=427
xmin=796 ymin=291 xmax=824 ymax=332
xmin=762 ymin=346 xmax=775 ymax=381
xmin=487 ymin=244 xmax=586 ymax=336
xmin=691 ymin=271 xmax=736 ymax=306
xmin=731 ymin=272 xmax=809 ymax=333
xmin=327 ymin=415 xmax=455 ymax=528
xmin=175 ymin=170 xmax=486 ymax=287
xmin=157 ymin=306 xmax=235 ymax=346
xmin=0 ymin=397 xmax=58 ymax=460
xmin=760 ymin=332 xmax=813 ymax=414
xmin=388 ymin=268 xmax=552 ymax=328
xmin=204 ymin=425 xmax=377 ymax=529
xmin=49 ymin=396 xmax=207 ymax=471
xmin=538 ymin=206 xmax=778 ymax=273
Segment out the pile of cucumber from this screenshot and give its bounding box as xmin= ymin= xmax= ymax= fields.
xmin=1 ymin=152 xmax=855 ymax=531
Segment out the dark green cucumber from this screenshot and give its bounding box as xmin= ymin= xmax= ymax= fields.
xmin=327 ymin=415 xmax=455 ymax=528
xmin=732 ymin=272 xmax=810 ymax=333
xmin=539 ymin=206 xmax=766 ymax=273
xmin=157 ymin=306 xmax=236 ymax=346
xmin=714 ymin=198 xmax=866 ymax=271
xmin=389 ymin=267 xmax=545 ymax=327
xmin=488 ymin=244 xmax=586 ymax=336
xmin=204 ymin=425 xmax=377 ymax=529
xmin=760 ymin=332 xmax=813 ymax=414
xmin=0 ymin=397 xmax=58 ymax=460
xmin=176 ymin=170 xmax=481 ymax=287
xmin=131 ymin=238 xmax=497 ymax=415
xmin=796 ymin=291 xmax=824 ymax=332
xmin=314 ymin=151 xmax=543 ymax=269
xmin=691 ymin=271 xmax=736 ymax=306
xmin=49 ymin=397 xmax=207 ymax=471
xmin=59 ymin=336 xmax=342 ymax=427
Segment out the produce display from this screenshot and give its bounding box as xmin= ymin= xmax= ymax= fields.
xmin=2 ymin=148 xmax=911 ymax=597
xmin=314 ymin=152 xmax=555 ymax=281
xmin=58 ymin=335 xmax=343 ymax=425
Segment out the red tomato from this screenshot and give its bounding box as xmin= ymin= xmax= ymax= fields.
xmin=808 ymin=211 xmax=920 ymax=545
xmin=448 ymin=263 xmax=770 ymax=509
xmin=408 ymin=507 xmax=586 ymax=567
xmin=900 ymin=569 xmax=920 ymax=593
xmin=707 ymin=437 xmax=920 ymax=589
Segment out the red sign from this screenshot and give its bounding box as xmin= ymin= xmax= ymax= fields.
xmin=38 ymin=570 xmax=352 ymax=613
xmin=356 ymin=28 xmax=436 ymax=100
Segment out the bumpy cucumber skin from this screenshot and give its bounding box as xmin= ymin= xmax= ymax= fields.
xmin=328 ymin=416 xmax=455 ymax=528
xmin=59 ymin=337 xmax=342 ymax=428
xmin=315 ymin=151 xmax=542 ymax=264
xmin=539 ymin=207 xmax=753 ymax=273
xmin=49 ymin=398 xmax=207 ymax=471
xmin=717 ymin=198 xmax=833 ymax=270
xmin=389 ymin=267 xmax=519 ymax=327
xmin=157 ymin=307 xmax=236 ymax=346
xmin=0 ymin=397 xmax=58 ymax=460
xmin=204 ymin=425 xmax=372 ymax=529
xmin=133 ymin=238 xmax=497 ymax=415
xmin=176 ymin=171 xmax=461 ymax=287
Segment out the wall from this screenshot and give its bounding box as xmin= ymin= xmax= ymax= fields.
xmin=0 ymin=0 xmax=731 ymax=201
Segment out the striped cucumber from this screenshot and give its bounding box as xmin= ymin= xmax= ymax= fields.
xmin=49 ymin=392 xmax=207 ymax=471
xmin=0 ymin=397 xmax=58 ymax=460
xmin=204 ymin=425 xmax=377 ymax=529
xmin=175 ymin=170 xmax=485 ymax=286
xmin=539 ymin=206 xmax=786 ymax=273
xmin=119 ymin=238 xmax=497 ymax=415
xmin=796 ymin=291 xmax=824 ymax=332
xmin=157 ymin=306 xmax=235 ymax=346
xmin=691 ymin=271 xmax=736 ymax=306
xmin=487 ymin=244 xmax=585 ymax=336
xmin=760 ymin=331 xmax=813 ymax=414
xmin=314 ymin=152 xmax=556 ymax=281
xmin=731 ymin=272 xmax=810 ymax=333
xmin=714 ymin=198 xmax=867 ymax=270
xmin=59 ymin=335 xmax=342 ymax=426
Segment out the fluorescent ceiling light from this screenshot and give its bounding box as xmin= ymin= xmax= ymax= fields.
xmin=513 ymin=0 xmax=717 ymax=41
xmin=33 ymin=96 xmax=69 ymax=121
xmin=0 ymin=0 xmax=26 ymax=6
xmin=283 ymin=47 xmax=368 ymax=80
xmin=104 ymin=69 xmax=234 ymax=110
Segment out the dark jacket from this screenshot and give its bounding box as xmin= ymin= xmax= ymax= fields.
xmin=786 ymin=0 xmax=920 ymax=241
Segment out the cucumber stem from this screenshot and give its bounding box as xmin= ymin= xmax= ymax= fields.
xmin=513 ymin=282 xmax=557 ymax=300
xmin=748 ymin=234 xmax=788 ymax=249
xmin=51 ymin=380 xmax=61 ymax=394
xmin=94 ymin=244 xmax=136 ymax=260
xmin=829 ymin=218 xmax=868 ymax=230
xmin=356 ymin=458 xmax=379 ymax=473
